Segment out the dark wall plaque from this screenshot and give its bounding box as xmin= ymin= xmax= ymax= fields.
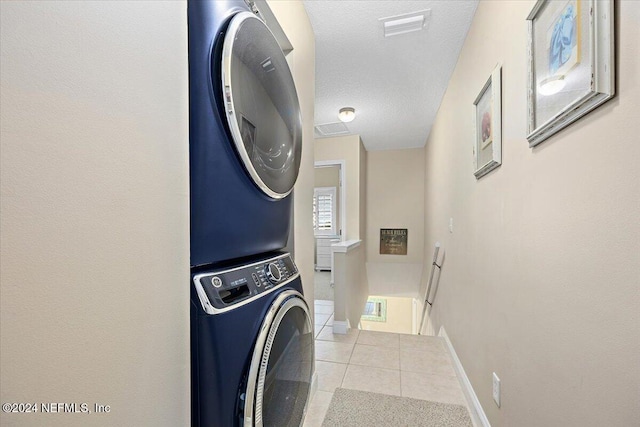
xmin=379 ymin=228 xmax=408 ymax=255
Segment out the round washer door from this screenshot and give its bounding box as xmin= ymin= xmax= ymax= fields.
xmin=220 ymin=12 xmax=302 ymax=199
xmin=244 ymin=290 xmax=313 ymax=427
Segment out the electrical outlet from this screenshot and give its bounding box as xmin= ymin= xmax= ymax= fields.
xmin=449 ymin=217 xmax=454 ymax=233
xmin=492 ymin=372 xmax=501 ymax=407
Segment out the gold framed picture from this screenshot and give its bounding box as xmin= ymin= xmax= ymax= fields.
xmin=380 ymin=229 xmax=408 ymax=255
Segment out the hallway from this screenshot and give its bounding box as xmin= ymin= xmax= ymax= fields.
xmin=305 ymin=300 xmax=470 ymax=426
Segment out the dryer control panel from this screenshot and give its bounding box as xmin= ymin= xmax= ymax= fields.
xmin=193 ymin=253 xmax=299 ymax=314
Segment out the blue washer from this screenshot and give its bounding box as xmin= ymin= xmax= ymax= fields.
xmin=191 ymin=253 xmax=314 ymax=426
xmin=188 ymin=1 xmax=303 ymax=267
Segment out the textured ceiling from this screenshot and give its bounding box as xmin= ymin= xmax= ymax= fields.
xmin=304 ymin=0 xmax=478 ymax=151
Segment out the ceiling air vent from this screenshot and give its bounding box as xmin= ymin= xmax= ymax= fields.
xmin=379 ymin=9 xmax=431 ymax=37
xmin=314 ymin=122 xmax=350 ymax=138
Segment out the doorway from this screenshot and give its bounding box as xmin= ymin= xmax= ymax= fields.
xmin=313 ymin=161 xmax=345 ymax=302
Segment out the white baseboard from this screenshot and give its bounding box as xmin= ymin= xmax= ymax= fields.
xmin=332 ymin=320 xmax=349 ymax=334
xmin=439 ymin=326 xmax=491 ymax=427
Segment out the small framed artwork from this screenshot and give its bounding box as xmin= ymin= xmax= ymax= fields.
xmin=473 ymin=64 xmax=502 ymax=179
xmin=526 ymin=0 xmax=615 ymax=147
xmin=380 ymin=229 xmax=407 ymax=255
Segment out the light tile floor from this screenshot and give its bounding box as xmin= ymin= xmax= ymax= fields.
xmin=304 ymin=299 xmax=470 ymax=427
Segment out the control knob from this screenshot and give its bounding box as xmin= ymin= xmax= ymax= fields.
xmin=265 ymin=262 xmax=283 ymax=284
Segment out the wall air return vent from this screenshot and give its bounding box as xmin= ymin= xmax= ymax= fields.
xmin=314 ymin=121 xmax=350 ymax=138
xmin=379 ymin=9 xmax=431 ymax=37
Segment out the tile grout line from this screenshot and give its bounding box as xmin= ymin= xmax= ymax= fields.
xmin=338 ymin=357 xmax=349 ymax=390
xmin=343 ymin=316 xmax=359 ymax=385
xmin=346 ymin=361 xmax=401 ymax=370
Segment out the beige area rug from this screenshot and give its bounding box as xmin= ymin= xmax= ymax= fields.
xmin=322 ymin=388 xmax=473 ymax=427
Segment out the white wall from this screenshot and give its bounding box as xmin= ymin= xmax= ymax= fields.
xmin=267 ymin=1 xmax=316 ymax=307
xmin=315 ymin=136 xmax=369 ymax=330
xmin=366 ymin=148 xmax=425 ymax=264
xmin=333 ymin=243 xmax=368 ymax=328
xmin=365 ymin=148 xmax=425 ymax=299
xmin=0 ymin=2 xmax=189 ymax=426
xmin=359 ymin=141 xmax=367 ymax=240
xmin=423 ymin=1 xmax=640 ymax=425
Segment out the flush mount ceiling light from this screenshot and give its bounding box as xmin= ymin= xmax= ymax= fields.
xmin=338 ymin=107 xmax=356 ymax=123
xmin=379 ymin=9 xmax=431 ymax=38
xmin=538 ymin=75 xmax=566 ymax=96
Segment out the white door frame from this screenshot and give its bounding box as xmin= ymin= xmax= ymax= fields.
xmin=314 ymin=160 xmax=346 ymax=285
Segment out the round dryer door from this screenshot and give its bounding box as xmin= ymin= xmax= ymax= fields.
xmin=220 ymin=12 xmax=302 ymax=199
xmin=244 ymin=290 xmax=313 ymax=427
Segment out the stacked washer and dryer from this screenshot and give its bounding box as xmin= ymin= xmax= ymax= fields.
xmin=188 ymin=1 xmax=313 ymax=426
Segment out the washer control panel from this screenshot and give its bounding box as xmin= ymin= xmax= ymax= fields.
xmin=193 ymin=253 xmax=298 ymax=312
xmin=265 ymin=262 xmax=282 ymax=284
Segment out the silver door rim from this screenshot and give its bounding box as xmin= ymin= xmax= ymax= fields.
xmin=220 ymin=11 xmax=302 ymax=200
xmin=243 ymin=290 xmax=313 ymax=427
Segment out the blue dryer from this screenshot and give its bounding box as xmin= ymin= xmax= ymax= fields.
xmin=191 ymin=253 xmax=314 ymax=427
xmin=188 ymin=1 xmax=303 ymax=267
